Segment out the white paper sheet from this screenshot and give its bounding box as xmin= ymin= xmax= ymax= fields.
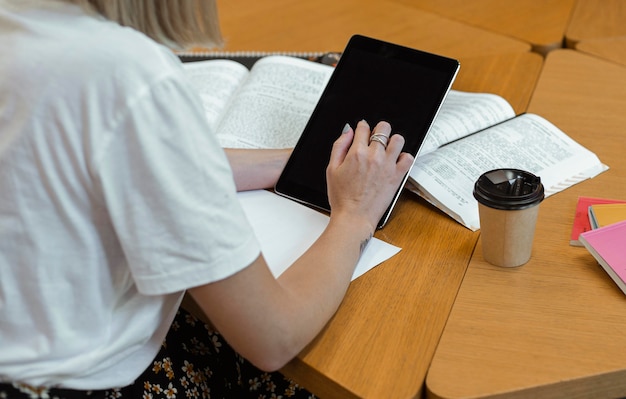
xmin=237 ymin=190 xmax=401 ymax=280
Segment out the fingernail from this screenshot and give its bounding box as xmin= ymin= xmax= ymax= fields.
xmin=342 ymin=123 xmax=351 ymax=134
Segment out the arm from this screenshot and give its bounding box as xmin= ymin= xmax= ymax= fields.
xmin=224 ymin=148 xmax=291 ymax=191
xmin=189 ymin=121 xmax=414 ymax=371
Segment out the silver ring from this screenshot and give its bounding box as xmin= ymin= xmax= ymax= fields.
xmin=370 ymin=133 xmax=389 ymax=145
xmin=369 ymin=133 xmax=389 ymax=149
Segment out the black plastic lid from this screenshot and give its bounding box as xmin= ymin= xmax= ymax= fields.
xmin=473 ymin=169 xmax=544 ymax=210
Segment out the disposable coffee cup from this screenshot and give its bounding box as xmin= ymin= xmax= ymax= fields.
xmin=473 ymin=169 xmax=544 ymax=267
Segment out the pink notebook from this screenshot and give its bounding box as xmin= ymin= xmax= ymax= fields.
xmin=579 ymin=220 xmax=626 ymax=295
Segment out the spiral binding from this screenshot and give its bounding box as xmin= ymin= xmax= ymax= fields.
xmin=176 ymin=50 xmax=342 ymax=67
xmin=176 ymin=50 xmax=328 ymax=59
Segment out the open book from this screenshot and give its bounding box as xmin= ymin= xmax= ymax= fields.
xmin=183 ymin=55 xmax=608 ymax=231
xmin=406 ymin=94 xmax=608 ymax=230
xmin=183 ymin=55 xmax=334 ymax=148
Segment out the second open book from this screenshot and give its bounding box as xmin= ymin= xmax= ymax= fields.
xmin=183 ymin=55 xmax=607 ymax=231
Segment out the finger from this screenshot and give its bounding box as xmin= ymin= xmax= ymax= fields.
xmin=386 ymin=134 xmax=414 ymax=172
xmin=396 ymin=151 xmax=415 ymax=173
xmin=372 ymin=121 xmax=392 ymax=138
xmin=386 ymin=133 xmax=405 ymax=156
xmin=368 ymin=121 xmax=392 ymax=150
xmin=328 ymin=123 xmax=353 ymax=168
xmin=354 ymin=120 xmax=371 ymax=147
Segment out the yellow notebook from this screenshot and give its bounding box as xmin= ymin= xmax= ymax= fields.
xmin=589 ymin=203 xmax=626 ymax=229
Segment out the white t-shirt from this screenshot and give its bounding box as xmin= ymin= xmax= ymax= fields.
xmin=0 ymin=0 xmax=261 ymax=389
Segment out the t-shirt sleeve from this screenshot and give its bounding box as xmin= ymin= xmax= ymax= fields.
xmin=94 ymin=70 xmax=261 ymax=296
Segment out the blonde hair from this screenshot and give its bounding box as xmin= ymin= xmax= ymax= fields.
xmin=68 ymin=0 xmax=224 ymax=50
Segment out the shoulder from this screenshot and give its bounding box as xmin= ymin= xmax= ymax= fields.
xmin=71 ymin=15 xmax=186 ymax=95
xmin=29 ymin=1 xmax=187 ymax=97
xmin=2 ymin=0 xmax=191 ymax=115
xmin=45 ymin=5 xmax=195 ymax=130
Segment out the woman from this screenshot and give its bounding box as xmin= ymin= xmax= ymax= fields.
xmin=0 ymin=0 xmax=413 ymax=397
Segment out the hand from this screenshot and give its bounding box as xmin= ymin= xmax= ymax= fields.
xmin=326 ymin=120 xmax=415 ymax=232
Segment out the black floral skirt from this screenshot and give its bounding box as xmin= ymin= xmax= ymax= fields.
xmin=0 ymin=308 xmax=316 ymax=399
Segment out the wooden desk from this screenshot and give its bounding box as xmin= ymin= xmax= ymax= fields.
xmin=565 ymin=0 xmax=626 ymax=48
xmin=426 ymin=49 xmax=626 ymax=399
xmin=180 ymin=2 xmax=542 ymax=397
xmin=277 ymin=54 xmax=541 ymax=399
xmin=576 ymin=36 xmax=626 ymax=67
xmin=391 ymin=0 xmax=576 ymax=55
xmin=215 ymin=0 xmax=530 ymax=57
xmin=454 ymin=53 xmax=542 ymax=115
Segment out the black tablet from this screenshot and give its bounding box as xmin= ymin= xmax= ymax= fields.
xmin=274 ymin=35 xmax=459 ymax=228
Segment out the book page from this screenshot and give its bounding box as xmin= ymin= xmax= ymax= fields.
xmin=409 ymin=114 xmax=608 ymax=230
xmin=419 ymin=90 xmax=516 ymax=156
xmin=183 ymin=59 xmax=250 ymax=131
xmin=215 ymin=56 xmax=334 ymax=148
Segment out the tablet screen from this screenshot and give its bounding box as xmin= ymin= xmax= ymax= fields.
xmin=275 ymin=35 xmax=459 ymax=227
